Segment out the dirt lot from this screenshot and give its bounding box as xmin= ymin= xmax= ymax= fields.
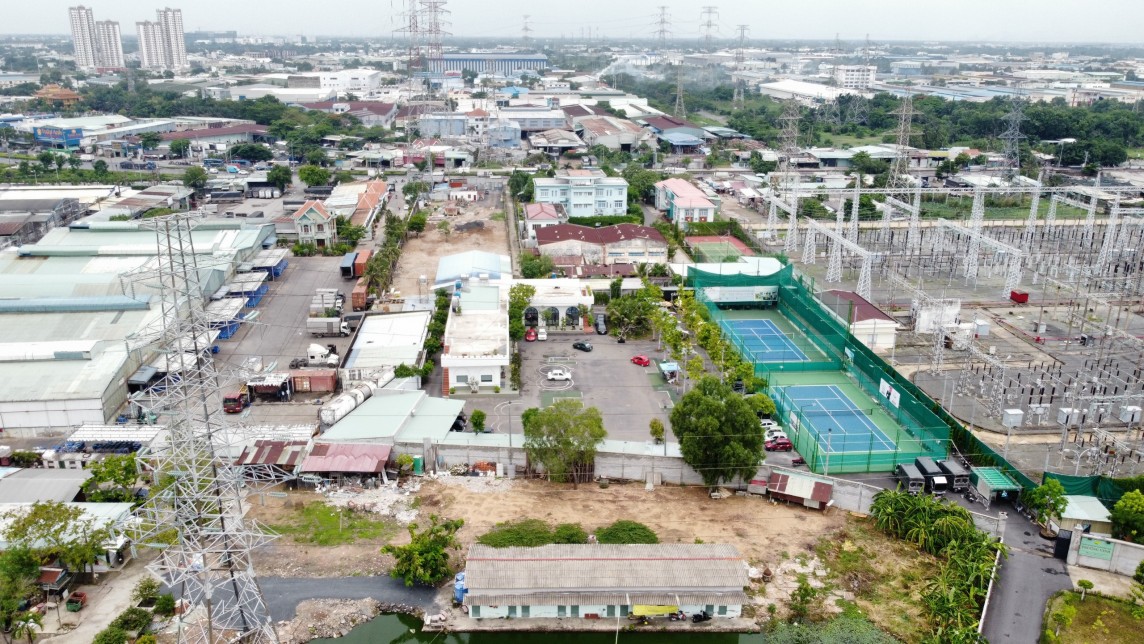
xmin=391 ymin=202 xmax=511 ymax=301
xmin=247 ymin=477 xmax=846 ymax=577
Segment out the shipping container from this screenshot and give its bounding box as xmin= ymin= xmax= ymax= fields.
xmin=353 ymin=249 xmax=371 ymax=278
xmin=1009 ymin=290 xmax=1029 ymax=304
xmin=339 ymin=252 xmax=358 ymax=279
xmin=291 ymin=368 xmax=338 ymax=394
xmin=352 ymin=277 xmax=369 ymax=312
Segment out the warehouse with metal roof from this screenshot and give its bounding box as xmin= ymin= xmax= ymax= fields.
xmin=461 ymin=543 xmax=749 ymax=620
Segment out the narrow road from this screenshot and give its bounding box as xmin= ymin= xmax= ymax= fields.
xmin=259 ymin=576 xmax=439 ymax=623
xmin=982 ymin=515 xmax=1070 ymax=642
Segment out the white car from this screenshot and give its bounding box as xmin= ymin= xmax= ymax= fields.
xmin=546 ymin=368 xmax=572 ymax=381
xmin=765 ymin=428 xmax=788 ymax=442
xmin=760 ymin=419 xmax=780 ymax=431
xmin=537 ymin=327 xmax=547 ymax=341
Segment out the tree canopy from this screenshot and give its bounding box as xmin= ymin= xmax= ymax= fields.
xmin=1025 ymin=479 xmax=1068 ymax=531
xmin=1 ymin=501 xmax=112 ymax=574
xmin=522 ymin=399 xmax=607 ymax=488
xmin=298 ymin=164 xmax=329 ymax=187
xmin=182 ymin=166 xmax=208 ymax=190
xmin=227 ymin=143 xmax=274 ymax=162
xmin=266 ymin=164 xmax=293 ymax=192
xmin=382 ymin=514 xmax=464 ymax=587
xmin=168 ymin=138 xmax=191 ymax=159
xmin=81 ymin=453 xmax=137 ymax=502
xmin=1112 ymin=489 xmax=1144 ymax=542
xmin=605 ymin=282 xmax=661 ymax=339
xmin=670 ymin=376 xmax=765 ymax=487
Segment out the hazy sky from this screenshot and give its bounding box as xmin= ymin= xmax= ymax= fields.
xmin=12 ymin=0 xmax=1144 ymax=44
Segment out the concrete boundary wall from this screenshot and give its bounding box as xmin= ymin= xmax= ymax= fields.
xmin=1066 ymin=531 xmax=1144 ymax=577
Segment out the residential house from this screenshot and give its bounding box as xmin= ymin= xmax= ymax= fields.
xmin=277 ymin=201 xmax=337 ymax=247
xmin=533 ymin=169 xmax=629 ymax=218
xmin=498 ymin=107 xmax=568 ymax=133
xmin=461 ymin=543 xmax=749 ymax=620
xmin=654 ymin=178 xmax=718 ymax=228
xmin=534 ymin=223 xmax=668 ymax=266
xmin=522 ymin=203 xmax=567 ymax=239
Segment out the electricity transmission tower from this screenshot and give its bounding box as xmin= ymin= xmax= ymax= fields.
xmin=700 ymin=6 xmax=719 ymax=50
xmin=399 ymin=0 xmax=422 ymax=76
xmin=888 ymin=91 xmax=918 ymax=192
xmin=128 ymin=213 xmax=279 ymax=643
xmin=732 ymin=24 xmax=748 ymax=110
xmin=846 ymin=34 xmax=872 ymax=125
xmin=1000 ymin=98 xmax=1026 ymax=182
xmin=653 ymin=6 xmax=671 ymax=50
xmin=420 ymin=0 xmax=449 ymax=61
xmin=521 ymin=15 xmax=532 ymax=47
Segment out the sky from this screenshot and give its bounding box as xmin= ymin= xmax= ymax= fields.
xmin=12 ymin=0 xmax=1144 ymax=44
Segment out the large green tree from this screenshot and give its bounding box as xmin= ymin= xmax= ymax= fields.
xmin=2 ymin=501 xmax=112 ymax=575
xmin=522 ymin=399 xmax=607 ymax=488
xmin=519 ymin=252 xmax=555 ymax=279
xmin=382 ymin=514 xmax=464 ymax=587
xmin=298 ymin=164 xmax=329 ymax=187
xmin=138 ymin=132 xmax=162 ymax=151
xmin=183 ymin=166 xmax=208 ymax=191
xmin=228 ymin=143 xmax=273 ymax=162
xmin=670 ymin=376 xmax=765 ymax=487
xmin=605 ymin=286 xmax=659 ymax=339
xmin=168 ymin=138 xmax=191 ymax=159
xmin=0 ymin=547 xmax=39 ymax=632
xmin=1024 ymin=479 xmax=1068 ymax=533
xmin=1112 ymin=489 xmax=1144 ymax=542
xmin=82 ymin=454 xmax=137 ymax=502
xmin=266 ymin=164 xmax=293 ymax=192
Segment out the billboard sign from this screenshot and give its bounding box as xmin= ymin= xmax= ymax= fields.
xmin=33 ymin=126 xmax=83 ymax=146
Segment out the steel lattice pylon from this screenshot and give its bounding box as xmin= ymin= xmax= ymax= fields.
xmin=963 ymin=189 xmax=986 ymax=280
xmin=128 ymin=213 xmax=278 ymax=644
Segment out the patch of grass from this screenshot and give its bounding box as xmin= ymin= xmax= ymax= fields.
xmin=763 ymin=615 xmax=899 ymax=642
xmin=478 ymin=519 xmax=558 ymax=547
xmin=268 ymin=503 xmax=397 ymax=546
xmin=829 ymin=133 xmax=888 ymax=148
xmin=1044 ymin=591 xmax=1142 ymax=644
xmin=818 ymin=519 xmax=935 ymax=643
xmin=919 ymin=197 xmax=1087 ymax=221
xmin=489 ymin=211 xmax=505 ymax=221
xmin=595 ymin=520 xmax=659 ymax=544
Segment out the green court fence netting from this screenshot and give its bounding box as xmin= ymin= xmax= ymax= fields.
xmin=688 ymin=263 xmax=980 ymax=475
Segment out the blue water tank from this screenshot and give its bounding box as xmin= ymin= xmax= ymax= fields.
xmin=453 ymin=572 xmax=466 ymax=603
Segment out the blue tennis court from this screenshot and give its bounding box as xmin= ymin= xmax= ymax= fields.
xmin=721 ymin=319 xmax=808 ymax=363
xmin=776 ymin=384 xmax=896 ymax=454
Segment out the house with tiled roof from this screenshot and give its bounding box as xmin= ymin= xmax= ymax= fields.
xmin=274 ymin=201 xmax=337 ymax=247
xmin=522 ymin=202 xmax=567 ymax=239
xmin=534 ymin=223 xmax=667 ymax=266
xmin=653 ymin=178 xmax=718 ymax=228
xmin=297 ymin=101 xmax=398 ymax=128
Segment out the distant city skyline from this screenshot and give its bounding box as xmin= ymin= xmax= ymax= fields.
xmin=12 ymin=1 xmax=1144 ymax=44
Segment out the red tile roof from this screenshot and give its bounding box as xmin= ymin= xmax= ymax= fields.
xmin=291 ymin=200 xmax=332 ymax=222
xmin=642 ymin=115 xmax=699 ymax=131
xmin=351 ymin=180 xmax=388 ymax=227
xmin=523 ymin=203 xmax=565 ymax=221
xmin=577 ymin=263 xmax=638 ymax=277
xmin=534 ymin=223 xmax=667 ymax=246
xmin=824 ymin=289 xmax=896 ymax=323
xmin=298 ymin=101 xmax=397 ymax=116
xmin=301 ymin=443 xmax=391 ymax=474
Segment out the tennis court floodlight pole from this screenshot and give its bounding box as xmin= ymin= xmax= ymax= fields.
xmin=824 ymin=428 xmax=832 ymax=476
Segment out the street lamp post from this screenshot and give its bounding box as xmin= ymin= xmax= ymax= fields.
xmin=824 ymin=428 xmax=833 ymax=476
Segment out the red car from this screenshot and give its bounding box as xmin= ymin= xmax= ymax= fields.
xmin=765 ymin=437 xmax=794 ymax=452
xmin=631 ymin=355 xmax=651 ymax=367
xmin=524 ymin=327 xmax=537 ymax=342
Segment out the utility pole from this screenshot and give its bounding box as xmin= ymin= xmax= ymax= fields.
xmin=700 ymin=6 xmax=719 ymax=50
xmin=653 ymin=6 xmax=671 ymax=50
xmin=673 ymin=64 xmax=686 ymax=118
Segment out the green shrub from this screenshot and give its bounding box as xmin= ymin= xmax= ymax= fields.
xmin=553 ymin=523 xmax=588 ymax=544
xmin=93 ymin=627 xmax=128 ymax=644
xmin=595 ymin=520 xmax=659 ymax=544
xmin=111 ymin=607 xmax=153 ymax=632
xmin=132 ymin=576 xmax=161 ymax=604
xmin=153 ymin=594 xmax=176 ymax=617
xmin=477 ymin=519 xmax=554 ymax=547
xmin=136 ymin=635 xmax=158 ymax=644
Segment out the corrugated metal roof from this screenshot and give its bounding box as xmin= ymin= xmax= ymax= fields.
xmin=768 ymin=472 xmax=833 ymax=504
xmin=1062 ymin=495 xmax=1111 ymax=523
xmin=300 ymin=442 xmax=391 ymax=474
xmin=464 ymin=544 xmax=747 ymax=593
xmin=235 ymin=440 xmax=309 ymax=469
xmin=465 ymin=591 xmax=749 ymax=607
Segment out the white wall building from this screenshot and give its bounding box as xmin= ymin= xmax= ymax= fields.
xmin=533 ymin=169 xmax=629 ymax=218
xmin=441 ymin=283 xmax=510 ymax=395
xmin=94 ymin=21 xmax=125 ymax=69
xmin=820 ymin=290 xmax=899 ymax=353
xmin=68 ymin=6 xmax=99 ymax=71
xmin=832 ymin=65 xmax=876 ymax=90
xmin=137 ymin=8 xmax=187 ymax=71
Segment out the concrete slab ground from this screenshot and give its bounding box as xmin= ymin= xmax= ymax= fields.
xmin=42 ymin=557 xmax=154 ymax=642
xmin=1067 ymin=565 xmax=1137 ymax=600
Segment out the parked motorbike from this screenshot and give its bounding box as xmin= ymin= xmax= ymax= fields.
xmin=668 ymin=611 xmax=687 ymax=621
xmin=691 ymin=611 xmax=712 ymax=623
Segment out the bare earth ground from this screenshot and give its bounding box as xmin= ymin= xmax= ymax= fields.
xmin=391 ymin=204 xmax=510 ymax=300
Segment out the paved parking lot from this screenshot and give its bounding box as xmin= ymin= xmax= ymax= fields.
xmin=513 ymin=333 xmax=673 ymax=442
xmin=215 ymin=255 xmax=353 ymax=423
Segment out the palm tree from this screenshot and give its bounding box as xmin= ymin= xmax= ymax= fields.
xmin=11 ymin=611 xmax=42 ymax=644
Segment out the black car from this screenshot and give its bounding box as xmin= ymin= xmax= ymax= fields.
xmin=572 ymin=341 xmax=593 ymax=352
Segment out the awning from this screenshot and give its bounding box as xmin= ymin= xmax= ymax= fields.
xmin=632 ymin=605 xmax=679 ymax=616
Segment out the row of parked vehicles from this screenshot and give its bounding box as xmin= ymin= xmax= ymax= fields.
xmin=893 ymin=456 xmax=970 ymax=496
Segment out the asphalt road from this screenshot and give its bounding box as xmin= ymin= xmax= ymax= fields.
xmin=982 ymin=513 xmax=1070 ymax=643
xmin=259 ymin=576 xmax=439 ymax=623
